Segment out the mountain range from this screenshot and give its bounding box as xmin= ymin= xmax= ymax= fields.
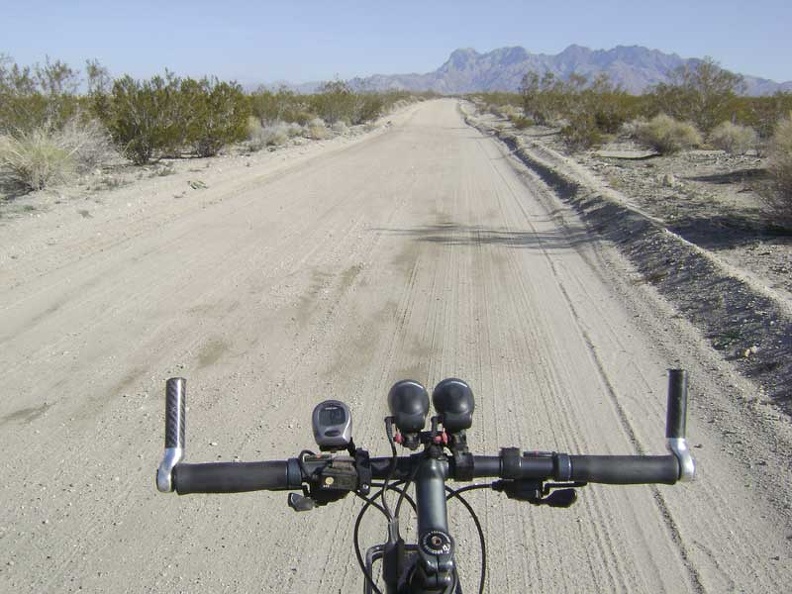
xmin=339 ymin=45 xmax=791 ymax=96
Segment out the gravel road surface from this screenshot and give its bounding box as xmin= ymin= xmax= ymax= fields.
xmin=1 ymin=99 xmax=790 ymax=592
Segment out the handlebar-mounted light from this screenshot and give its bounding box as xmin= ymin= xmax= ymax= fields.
xmin=388 ymin=380 xmax=429 ymax=448
xmin=432 ymin=378 xmax=474 ymax=433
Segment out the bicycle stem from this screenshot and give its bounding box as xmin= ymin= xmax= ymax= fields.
xmin=413 ymin=452 xmax=456 ymax=591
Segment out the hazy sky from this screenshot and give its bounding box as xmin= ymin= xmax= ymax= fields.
xmin=3 ymin=0 xmax=790 ymax=85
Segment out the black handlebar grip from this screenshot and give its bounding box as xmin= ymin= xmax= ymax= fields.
xmin=165 ymin=377 xmax=186 ymax=449
xmin=666 ymin=369 xmax=688 ymax=440
xmin=570 ymin=455 xmax=679 ymax=484
xmin=173 ymin=461 xmax=295 ymax=494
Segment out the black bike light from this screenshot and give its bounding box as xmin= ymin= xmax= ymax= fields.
xmin=432 ymin=378 xmax=474 ymax=433
xmin=388 ymin=380 xmax=429 ymax=433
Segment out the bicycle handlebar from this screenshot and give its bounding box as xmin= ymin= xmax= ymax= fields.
xmin=158 ymin=372 xmax=695 ymax=594
xmin=174 ymin=461 xmax=295 ymax=494
xmin=171 ymin=452 xmax=682 ymax=495
xmin=160 ymin=370 xmax=694 ymax=496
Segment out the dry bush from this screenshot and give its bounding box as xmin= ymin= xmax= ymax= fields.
xmin=497 ymin=104 xmax=520 ymax=119
xmin=304 ymin=118 xmax=330 ymax=140
xmin=0 ymin=129 xmax=75 ymax=192
xmin=632 ymin=114 xmax=703 ymax=154
xmin=59 ymin=117 xmax=117 ymax=173
xmin=0 ymin=117 xmax=116 ymax=194
xmin=709 ymin=121 xmax=758 ymax=154
xmin=246 ymin=117 xmax=290 ymax=151
xmin=330 ymin=120 xmax=348 ymax=135
xmin=246 ymin=116 xmax=266 ymax=150
xmin=509 ymin=114 xmax=533 ymax=129
xmin=765 ymin=116 xmax=792 ymax=225
xmin=561 ymin=112 xmax=602 ymax=151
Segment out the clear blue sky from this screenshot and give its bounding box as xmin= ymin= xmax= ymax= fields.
xmin=3 ymin=0 xmax=790 ymax=85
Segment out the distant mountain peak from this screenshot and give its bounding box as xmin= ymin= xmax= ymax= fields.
xmin=349 ymin=44 xmax=791 ymax=96
xmin=442 ymin=48 xmax=480 ymax=71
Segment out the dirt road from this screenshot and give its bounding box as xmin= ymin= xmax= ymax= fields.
xmin=1 ymin=99 xmax=790 ymax=592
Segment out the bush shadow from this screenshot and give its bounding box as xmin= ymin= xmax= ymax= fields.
xmin=668 ymin=214 xmax=792 ymax=250
xmin=375 ymin=221 xmax=596 ymax=251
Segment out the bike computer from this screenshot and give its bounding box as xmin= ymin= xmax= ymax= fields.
xmin=312 ymin=400 xmax=352 ymax=451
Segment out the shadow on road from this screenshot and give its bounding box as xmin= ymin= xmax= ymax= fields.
xmin=375 ymin=221 xmax=596 ymax=251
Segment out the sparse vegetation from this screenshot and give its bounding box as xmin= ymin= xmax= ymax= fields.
xmin=561 ymin=112 xmax=602 ymax=151
xmin=517 ymin=71 xmax=642 ymax=150
xmin=766 ymin=115 xmax=792 ymax=225
xmin=509 ymin=114 xmax=532 ymax=129
xmin=649 ymin=58 xmax=744 ymax=134
xmin=630 ymin=114 xmax=703 ymax=154
xmin=708 ymin=121 xmax=759 ymax=154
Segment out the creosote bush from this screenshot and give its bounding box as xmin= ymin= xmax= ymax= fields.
xmin=632 ymin=114 xmax=703 ymax=154
xmin=2 ymin=55 xmax=415 ymax=174
xmin=102 ymin=73 xmax=249 ymax=164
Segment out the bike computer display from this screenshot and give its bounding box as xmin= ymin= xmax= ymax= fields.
xmin=312 ymin=400 xmax=352 ymax=451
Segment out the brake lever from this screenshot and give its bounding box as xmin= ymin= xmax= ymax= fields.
xmin=540 ymin=488 xmax=577 ymax=508
xmin=288 ymin=492 xmax=316 ymax=512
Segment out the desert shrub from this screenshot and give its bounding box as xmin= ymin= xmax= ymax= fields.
xmin=58 ymin=116 xmax=116 ymax=173
xmin=0 ymin=55 xmax=82 ymax=133
xmin=497 ymin=104 xmax=520 ymax=119
xmin=249 ymin=86 xmax=309 ymax=125
xmin=102 ymin=73 xmax=248 ymax=163
xmin=709 ymin=121 xmax=758 ymax=154
xmin=246 ymin=117 xmax=293 ymax=152
xmin=519 ymin=71 xmax=564 ymax=125
xmin=330 ymin=120 xmax=348 ymax=135
xmin=765 ymin=116 xmax=792 ymax=225
xmin=736 ymin=92 xmax=792 ymax=139
xmin=354 ymin=93 xmax=385 ymax=124
xmin=190 ymin=79 xmax=249 ymax=157
xmin=648 ymin=58 xmax=744 ymax=133
xmin=0 ymin=116 xmax=116 ymax=193
xmin=509 ymin=114 xmax=533 ymax=129
xmin=285 ymin=122 xmax=303 ymax=138
xmin=519 ymin=70 xmax=637 ymax=136
xmin=103 ymin=74 xmax=182 ymax=164
xmin=0 ymin=128 xmax=75 ymax=191
xmin=632 ymin=114 xmax=702 ymax=154
xmin=263 ymin=123 xmax=290 ymax=146
xmin=311 ymin=81 xmax=357 ymax=124
xmin=560 ymin=112 xmax=602 ymax=151
xmin=304 ymin=118 xmax=330 ymax=140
